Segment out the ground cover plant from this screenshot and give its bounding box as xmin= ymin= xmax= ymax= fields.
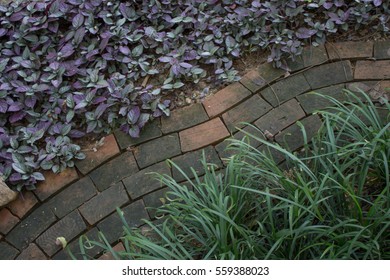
xmin=1 ymin=0 xmax=389 ymax=191
xmin=72 ymin=90 xmax=389 ymax=259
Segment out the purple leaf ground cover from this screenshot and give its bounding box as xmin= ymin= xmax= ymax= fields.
xmin=0 ymin=0 xmax=389 ymax=191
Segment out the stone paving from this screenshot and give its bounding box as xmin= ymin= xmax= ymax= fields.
xmin=0 ymin=41 xmax=389 ymax=260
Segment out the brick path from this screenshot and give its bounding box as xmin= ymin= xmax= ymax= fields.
xmin=1 ymin=41 xmax=389 ymax=260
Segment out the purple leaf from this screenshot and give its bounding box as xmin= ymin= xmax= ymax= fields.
xmin=128 ymin=125 xmax=140 ymax=138
xmin=119 ymin=46 xmax=131 ymax=55
xmin=127 ymin=106 xmax=140 ymax=124
xmin=25 ymin=96 xmax=37 ymax=108
xmin=9 ymin=111 xmax=26 ymax=123
xmin=373 ymin=0 xmax=382 ymax=6
xmin=72 ymin=14 xmax=84 ymax=29
xmin=296 ymin=28 xmax=317 ymax=39
xmin=8 ymin=102 xmax=23 ymax=112
xmin=0 ymin=28 xmax=7 ymax=37
xmin=0 ymin=100 xmax=8 ymax=113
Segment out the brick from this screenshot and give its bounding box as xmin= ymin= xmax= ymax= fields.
xmin=134 ymin=134 xmax=181 ymax=168
xmin=35 ymin=168 xmax=79 ymax=201
xmin=6 ymin=204 xmax=56 ymax=250
xmin=48 ymin=176 xmax=97 ymax=218
xmin=275 ymin=114 xmax=322 ymax=152
xmin=89 ymin=151 xmax=139 ymax=191
xmin=326 ymin=41 xmax=373 ymax=60
xmin=98 ymin=242 xmax=125 ymax=260
xmin=0 ymin=208 xmax=19 ymax=235
xmin=297 ymin=84 xmax=346 ymax=114
xmin=0 ymin=242 xmax=19 ymax=260
xmin=304 ymin=61 xmax=353 ymax=89
xmin=222 ymin=95 xmax=272 ymax=132
xmin=79 ymin=182 xmax=129 ymax=225
xmin=75 ymin=134 xmax=120 ymax=175
xmin=240 ymin=70 xmax=267 ymax=93
xmin=171 ymin=146 xmax=222 ymax=182
xmin=123 ymin=161 xmax=171 ymax=200
xmin=215 ymin=125 xmax=265 ymax=160
xmin=97 ymin=200 xmax=148 ymax=244
xmin=161 ymin=103 xmax=209 ymax=134
xmin=16 ymin=243 xmax=47 ymax=260
xmin=374 ymin=41 xmax=390 ymax=59
xmin=180 ymin=118 xmax=230 ymax=152
xmin=301 ymin=45 xmax=329 ymax=67
xmin=261 ymin=74 xmax=311 ymax=107
xmin=354 ymin=60 xmax=390 ymax=80
xmin=114 ymin=120 xmax=162 ymax=150
xmin=203 ymin=83 xmax=251 ymax=118
xmin=53 ymin=227 xmax=101 ymax=260
xmin=7 ymin=191 xmax=38 ymax=219
xmin=257 ymin=62 xmax=285 ymax=82
xmin=254 ymin=99 xmax=306 ymax=135
xmin=143 ymin=187 xmax=168 ymax=219
xmin=36 ymin=210 xmax=86 ymax=256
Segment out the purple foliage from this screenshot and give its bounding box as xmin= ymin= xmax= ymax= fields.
xmin=0 ymin=0 xmax=389 ymax=191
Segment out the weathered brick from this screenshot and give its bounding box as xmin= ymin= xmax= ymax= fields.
xmin=89 ymin=151 xmax=139 ymax=191
xmin=180 ymin=118 xmax=230 ymax=153
xmin=97 ymin=200 xmax=149 ymax=244
xmin=123 ymin=161 xmax=171 ymax=199
xmin=134 ymin=134 xmax=181 ymax=169
xmin=240 ymin=70 xmax=267 ymax=93
xmin=79 ymin=182 xmax=129 ymax=225
xmin=297 ymin=84 xmax=346 ymax=114
xmin=261 ymin=74 xmax=311 ymax=107
xmin=275 ymin=114 xmax=322 ymax=151
xmin=0 ymin=208 xmax=19 ymax=235
xmin=36 ymin=210 xmax=86 ymax=256
xmin=98 ymin=242 xmax=125 ymax=260
xmin=35 ymin=168 xmax=79 ymax=201
xmin=304 ymin=61 xmax=353 ymax=89
xmin=326 ymin=41 xmax=373 ymax=60
xmin=171 ymin=146 xmax=222 ymax=182
xmin=222 ymin=95 xmax=272 ymax=132
xmin=203 ymin=83 xmax=251 ymax=118
xmin=161 ymin=103 xmax=209 ymax=134
xmin=254 ymin=99 xmax=306 ymax=135
xmin=16 ymin=243 xmax=47 ymax=260
xmin=48 ymin=176 xmax=97 ymax=218
xmin=114 ymin=120 xmax=162 ymax=150
xmin=374 ymin=41 xmax=390 ymax=59
xmin=143 ymin=187 xmax=168 ymax=219
xmin=354 ymin=60 xmax=390 ymax=80
xmin=75 ymin=134 xmax=120 ymax=175
xmin=257 ymin=62 xmax=286 ymax=82
xmin=0 ymin=242 xmax=19 ymax=260
xmin=215 ymin=125 xmax=265 ymax=160
xmin=6 ymin=204 xmax=56 ymax=250
xmin=7 ymin=191 xmax=38 ymax=219
xmin=53 ymin=227 xmax=101 ymax=260
xmin=301 ymin=45 xmax=329 ymax=67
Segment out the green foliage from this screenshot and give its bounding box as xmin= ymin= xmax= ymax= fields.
xmin=73 ymin=90 xmax=389 ymax=260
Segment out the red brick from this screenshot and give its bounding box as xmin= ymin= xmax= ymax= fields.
xmin=36 ymin=210 xmax=86 ymax=256
xmin=180 ymin=118 xmax=230 ymax=152
xmin=254 ymin=99 xmax=306 ymax=135
xmin=75 ymin=134 xmax=120 ymax=175
xmin=16 ymin=243 xmax=47 ymax=260
xmin=98 ymin=242 xmax=125 ymax=260
xmin=240 ymin=70 xmax=267 ymax=93
xmin=257 ymin=62 xmax=285 ymax=82
xmin=354 ymin=60 xmax=390 ymax=80
xmin=222 ymin=95 xmax=272 ymax=132
xmin=203 ymin=83 xmax=251 ymax=118
xmin=0 ymin=208 xmax=19 ymax=235
xmin=7 ymin=191 xmax=38 ymax=219
xmin=79 ymin=182 xmax=129 ymax=225
xmin=35 ymin=168 xmax=79 ymax=201
xmin=326 ymin=41 xmax=373 ymax=60
xmin=374 ymin=41 xmax=390 ymax=59
xmin=161 ymin=103 xmax=209 ymax=134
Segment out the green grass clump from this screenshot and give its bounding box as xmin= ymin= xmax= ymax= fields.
xmin=73 ymin=90 xmax=389 ymax=260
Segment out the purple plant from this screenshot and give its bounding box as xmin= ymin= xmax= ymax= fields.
xmin=0 ymin=0 xmax=389 ymax=191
